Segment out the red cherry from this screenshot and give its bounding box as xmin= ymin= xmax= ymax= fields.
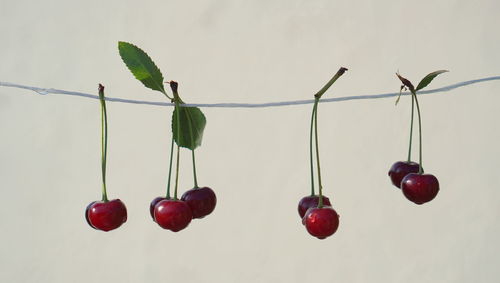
xmin=297 ymin=195 xmax=331 ymax=219
xmin=86 ymin=199 xmax=127 ymax=231
xmin=388 ymin=161 xmax=421 ymax=188
xmin=150 ymin=196 xmax=167 ymax=221
xmin=181 ymin=187 xmax=217 ymax=219
xmin=154 ymin=199 xmax=193 ymax=232
xmin=85 ymin=201 xmax=97 ymax=229
xmin=401 ymin=173 xmax=439 ymax=204
xmin=303 ymin=206 xmax=339 ymax=239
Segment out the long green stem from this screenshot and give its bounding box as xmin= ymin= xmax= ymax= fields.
xmin=407 ymin=94 xmax=415 ymax=162
xmin=172 ymin=83 xmax=182 ymax=200
xmin=308 ymin=67 xmax=347 ymax=197
xmin=174 ymin=145 xmax=180 ymax=200
xmin=411 ymin=91 xmax=424 ymax=174
xmin=309 ymin=102 xmax=317 ymax=196
xmin=165 ymin=135 xmax=174 ymax=199
xmin=313 ymin=98 xmax=324 ymax=208
xmin=99 ymin=85 xmax=109 ymax=202
xmin=173 ymin=100 xmax=181 ymax=200
xmin=192 ymin=150 xmax=199 ymax=188
xmin=314 ymin=67 xmax=348 ymax=99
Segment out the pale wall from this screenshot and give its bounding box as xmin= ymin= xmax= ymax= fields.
xmin=1 ymin=0 xmax=500 ymax=282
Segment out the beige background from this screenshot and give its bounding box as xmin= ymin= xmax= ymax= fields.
xmin=1 ymin=0 xmax=500 ymax=282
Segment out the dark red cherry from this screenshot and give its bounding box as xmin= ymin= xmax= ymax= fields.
xmin=154 ymin=199 xmax=193 ymax=232
xmin=150 ymin=196 xmax=167 ymax=221
xmin=401 ymin=173 xmax=439 ymax=204
xmin=181 ymin=187 xmax=217 ymax=219
xmin=86 ymin=199 xmax=127 ymax=231
xmin=388 ymin=161 xmax=421 ymax=188
xmin=303 ymin=206 xmax=339 ymax=239
xmin=297 ymin=195 xmax=331 ymax=219
xmin=85 ymin=201 xmax=97 ymax=229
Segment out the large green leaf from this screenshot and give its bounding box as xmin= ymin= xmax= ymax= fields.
xmin=172 ymin=105 xmax=206 ymax=150
xmin=416 ymin=70 xmax=448 ymax=91
xmin=118 ymin=41 xmax=166 ymax=94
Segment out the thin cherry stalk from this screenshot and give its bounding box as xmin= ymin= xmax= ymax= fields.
xmin=165 ymin=135 xmax=174 ymax=199
xmin=98 ymin=84 xmax=109 ymax=202
xmin=192 ymin=150 xmax=199 ymax=188
xmin=411 ymin=90 xmax=424 ymax=174
xmin=407 ymin=94 xmax=415 ymax=162
xmin=309 ymin=67 xmax=348 ymax=206
xmin=309 ymin=103 xmax=316 ymax=196
xmin=313 ymin=97 xmax=324 ymax=207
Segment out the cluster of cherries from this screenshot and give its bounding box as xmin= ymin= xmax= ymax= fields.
xmin=85 ymin=187 xmax=217 ymax=232
xmin=388 ymin=72 xmax=443 ymax=204
xmin=85 ymin=84 xmax=217 ymax=232
xmin=295 ymin=68 xmax=347 ymax=239
xmin=86 ymin=69 xmax=445 ymax=238
xmin=149 ymin=187 xmax=216 ymax=231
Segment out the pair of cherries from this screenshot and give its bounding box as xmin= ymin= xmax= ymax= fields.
xmin=150 ymin=187 xmax=216 ymax=231
xmin=387 ymin=71 xmax=446 ymax=204
xmin=85 ymin=187 xmax=216 ymax=232
xmin=298 ymin=195 xmax=339 ymax=239
xmin=388 ymin=161 xmax=439 ymax=204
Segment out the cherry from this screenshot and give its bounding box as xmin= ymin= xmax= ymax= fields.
xmin=303 ymin=206 xmax=339 ymax=239
xmin=85 ymin=199 xmax=127 ymax=231
xmin=181 ymin=187 xmax=217 ymax=219
xmin=388 ymin=161 xmax=421 ymax=188
xmin=85 ymin=201 xmax=97 ymax=229
xmin=401 ymin=173 xmax=439 ymax=204
xmin=150 ymin=197 xmax=167 ymax=221
xmin=85 ymin=85 xmax=127 ymax=232
xmin=297 ymin=195 xmax=331 ymax=219
xmin=154 ymin=199 xmax=193 ymax=232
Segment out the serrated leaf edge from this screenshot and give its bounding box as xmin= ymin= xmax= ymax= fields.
xmin=118 ymin=41 xmax=166 ymax=94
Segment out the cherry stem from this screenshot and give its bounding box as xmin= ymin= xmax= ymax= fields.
xmin=173 ymin=100 xmax=181 ymax=200
xmin=407 ymin=94 xmax=415 ymax=162
xmin=308 ymin=67 xmax=347 ymax=197
xmin=313 ymin=97 xmax=324 ymax=208
xmin=161 ymin=89 xmax=173 ymax=100
xmin=98 ymin=84 xmax=109 ymax=202
xmin=165 ymin=135 xmax=174 ymax=199
xmin=192 ymin=150 xmax=199 ymax=188
xmin=314 ymin=67 xmax=348 ymax=99
xmin=174 ymin=145 xmax=180 ymax=200
xmin=411 ymin=90 xmax=424 ymax=174
xmin=309 ymin=102 xmax=316 ymax=196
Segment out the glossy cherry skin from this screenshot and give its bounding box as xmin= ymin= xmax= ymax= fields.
xmin=401 ymin=173 xmax=439 ymax=204
xmin=388 ymin=161 xmax=421 ymax=188
xmin=150 ymin=196 xmax=167 ymax=221
xmin=154 ymin=199 xmax=193 ymax=232
xmin=297 ymin=195 xmax=331 ymax=219
xmin=181 ymin=187 xmax=217 ymax=219
xmin=303 ymin=206 xmax=339 ymax=239
xmin=85 ymin=201 xmax=97 ymax=229
xmin=86 ymin=199 xmax=127 ymax=231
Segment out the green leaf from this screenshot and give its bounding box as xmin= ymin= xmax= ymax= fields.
xmin=172 ymin=105 xmax=206 ymax=150
xmin=416 ymin=70 xmax=448 ymax=91
xmin=118 ymin=41 xmax=166 ymax=94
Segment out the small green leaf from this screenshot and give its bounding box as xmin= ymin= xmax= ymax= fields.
xmin=172 ymin=105 xmax=206 ymax=150
xmin=118 ymin=41 xmax=166 ymax=94
xmin=416 ymin=70 xmax=448 ymax=91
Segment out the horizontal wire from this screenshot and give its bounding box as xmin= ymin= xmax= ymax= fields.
xmin=1 ymin=76 xmax=499 ymax=108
